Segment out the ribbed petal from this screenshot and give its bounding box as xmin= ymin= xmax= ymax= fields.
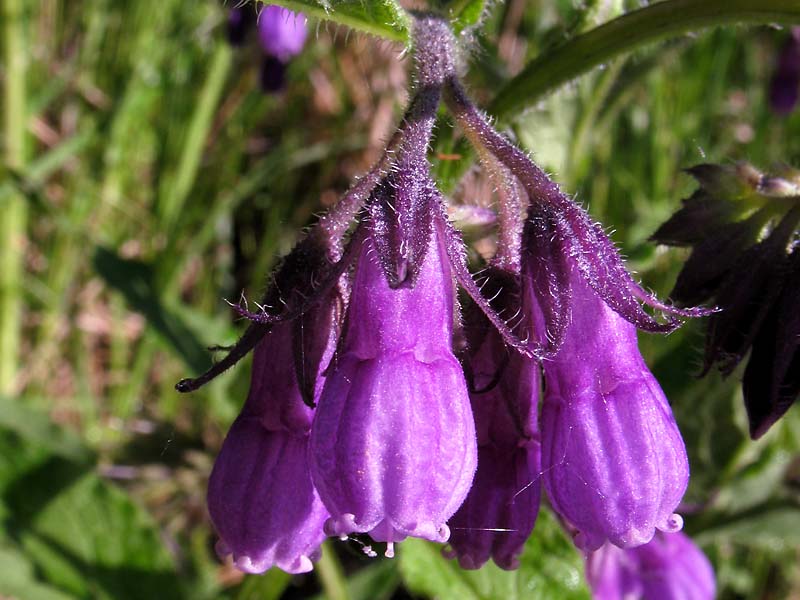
xmin=447 ymin=285 xmax=541 ymax=570
xmin=536 ymin=273 xmax=688 ymax=551
xmin=344 ymin=220 xmax=456 ymax=362
xmin=586 ymin=531 xmax=716 ymax=600
xmin=208 ymin=316 xmax=335 ymax=574
xmin=312 ymin=353 xmax=475 ymax=542
xmin=310 ymin=222 xmax=476 ymax=543
xmin=208 ymin=418 xmax=328 ymax=574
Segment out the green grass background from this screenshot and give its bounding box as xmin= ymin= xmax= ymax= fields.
xmin=1 ymin=0 xmax=799 ymax=598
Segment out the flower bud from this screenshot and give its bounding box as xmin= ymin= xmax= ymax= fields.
xmin=258 ymin=6 xmax=307 ymax=62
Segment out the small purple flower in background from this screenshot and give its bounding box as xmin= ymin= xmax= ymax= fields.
xmin=586 ymin=531 xmax=716 ymax=600
xmin=227 ymin=7 xmax=255 ymax=47
xmin=769 ymin=27 xmax=800 ymax=115
xmin=258 ymin=5 xmax=307 ymax=62
xmin=258 ymin=5 xmax=307 ymax=92
xmin=225 ymin=4 xmax=307 ymax=93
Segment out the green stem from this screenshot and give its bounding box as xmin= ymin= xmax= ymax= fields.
xmin=316 ymin=541 xmax=349 ymax=600
xmin=1 ymin=0 xmax=27 ymax=395
xmin=490 ymin=0 xmax=800 ymax=118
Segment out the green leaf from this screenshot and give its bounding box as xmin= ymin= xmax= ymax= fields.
xmin=398 ymin=507 xmax=590 ymax=600
xmin=490 ymin=0 xmax=800 ymax=118
xmin=308 ymin=558 xmax=400 ymax=600
xmin=93 ymin=246 xmax=212 ymax=374
xmin=0 ymin=542 xmax=74 ymax=600
xmin=265 ymin=1 xmax=411 ymax=43
xmin=0 ymin=423 xmax=181 ymax=600
xmin=0 ymin=396 xmax=92 ymax=464
xmin=697 ymin=505 xmax=800 ymax=552
xmin=234 ymin=569 xmax=293 ymax=600
xmin=4 ymin=462 xmax=182 ymax=599
xmin=444 ymin=0 xmax=487 ymax=33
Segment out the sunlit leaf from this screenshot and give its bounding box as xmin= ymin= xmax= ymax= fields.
xmin=265 ymin=1 xmax=410 ymax=42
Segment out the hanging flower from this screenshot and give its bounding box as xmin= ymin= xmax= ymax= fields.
xmin=207 ymin=324 xmax=331 ymax=574
xmin=586 ymin=531 xmax=716 ymax=600
xmin=523 ymin=211 xmax=689 ymax=551
xmin=445 ymin=270 xmax=541 ymax=570
xmin=309 ymin=207 xmax=477 ymax=549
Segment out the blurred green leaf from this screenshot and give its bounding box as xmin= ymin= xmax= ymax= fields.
xmin=0 ymin=542 xmax=74 ymax=600
xmin=698 ymin=504 xmax=800 ymax=552
xmin=5 ymin=464 xmax=181 ymax=599
xmin=234 ymin=569 xmax=292 ymax=600
xmin=0 ymin=397 xmax=92 ymax=464
xmin=398 ymin=507 xmax=589 ymax=600
xmin=266 ymin=1 xmax=410 ymax=42
xmin=0 ymin=420 xmax=181 ymax=600
xmin=93 ymin=246 xmax=212 ymax=374
xmin=308 ymin=554 xmax=400 ymax=600
xmin=490 ymin=0 xmax=800 ymax=118
xmin=446 ymin=0 xmax=487 ymax=33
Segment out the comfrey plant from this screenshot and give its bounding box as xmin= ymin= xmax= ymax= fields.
xmin=177 ymin=13 xmax=709 ymax=576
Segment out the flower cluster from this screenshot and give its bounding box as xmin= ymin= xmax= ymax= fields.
xmin=178 ymin=14 xmax=707 ymax=576
xmin=652 ymin=162 xmax=800 ymax=438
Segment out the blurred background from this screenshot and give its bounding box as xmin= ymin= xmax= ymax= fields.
xmin=1 ymin=0 xmax=799 ymax=598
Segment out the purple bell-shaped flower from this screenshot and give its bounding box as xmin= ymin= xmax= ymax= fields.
xmin=586 ymin=531 xmax=716 ymax=600
xmin=525 ymin=213 xmax=689 ymax=551
xmin=446 ymin=271 xmax=541 ymax=570
xmin=310 ymin=216 xmax=477 ymax=549
xmin=207 ymin=323 xmax=330 ymax=574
